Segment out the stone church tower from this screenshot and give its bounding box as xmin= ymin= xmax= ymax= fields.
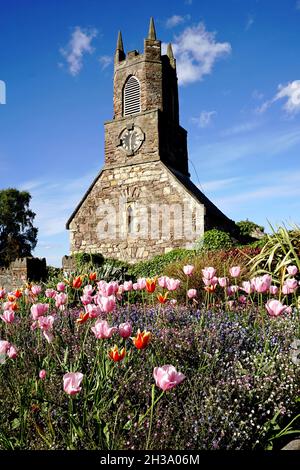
xmin=66 ymin=19 xmax=236 ymax=262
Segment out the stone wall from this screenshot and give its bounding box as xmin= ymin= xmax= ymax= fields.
xmin=0 ymin=257 xmax=47 ymax=290
xmin=69 ymin=161 xmax=205 ymax=263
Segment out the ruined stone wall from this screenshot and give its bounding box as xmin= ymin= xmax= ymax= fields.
xmin=69 ymin=161 xmax=205 ymax=263
xmin=0 ymin=257 xmax=47 ymax=290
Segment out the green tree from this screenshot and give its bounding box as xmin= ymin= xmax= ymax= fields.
xmin=0 ymin=188 xmax=38 ymax=267
xmin=236 ymin=219 xmax=265 ymax=238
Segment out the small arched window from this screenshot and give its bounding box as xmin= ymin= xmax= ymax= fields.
xmin=127 ymin=206 xmax=134 ymax=234
xmin=123 ymin=76 xmax=141 ymax=116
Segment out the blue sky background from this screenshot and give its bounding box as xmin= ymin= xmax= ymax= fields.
xmin=1 ymin=0 xmax=300 ymax=266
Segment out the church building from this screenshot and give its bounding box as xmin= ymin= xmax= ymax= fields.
xmin=66 ymin=18 xmax=236 ymax=262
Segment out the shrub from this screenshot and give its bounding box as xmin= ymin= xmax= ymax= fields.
xmin=196 ymin=229 xmax=234 ymax=252
xmin=236 ymin=219 xmax=265 ymax=238
xmin=129 ymin=248 xmax=196 ymax=279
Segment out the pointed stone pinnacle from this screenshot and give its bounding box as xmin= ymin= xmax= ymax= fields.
xmin=116 ymin=31 xmax=124 ymax=52
xmin=148 ymin=17 xmax=157 ymax=40
xmin=167 ymin=43 xmax=174 ymax=60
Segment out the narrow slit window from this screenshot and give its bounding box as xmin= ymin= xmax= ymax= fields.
xmin=127 ymin=206 xmax=134 ymax=234
xmin=124 ymin=76 xmax=141 ymax=116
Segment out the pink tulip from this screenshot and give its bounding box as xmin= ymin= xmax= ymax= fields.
xmin=31 ymin=285 xmax=42 ymax=296
xmin=39 ymin=369 xmax=46 ymax=380
xmin=238 ymin=295 xmax=247 ymax=304
xmin=252 ymin=276 xmax=270 ymax=293
xmin=0 ymin=288 xmax=6 ymax=299
xmin=218 ymin=277 xmax=228 ymax=287
xmin=38 ymin=315 xmax=55 ymax=343
xmin=119 ymin=322 xmax=132 ymax=338
xmin=202 ymin=267 xmax=216 ymax=280
xmin=153 ymin=365 xmax=185 ymax=391
xmin=285 ymin=279 xmax=298 ymax=290
xmin=265 ymin=299 xmax=287 ymax=317
xmin=137 ymin=278 xmax=146 ymax=290
xmin=269 ymin=285 xmax=279 ymax=295
xmin=242 ymin=281 xmax=253 ymax=294
xmin=123 ymin=281 xmax=133 ymax=292
xmin=63 ymin=372 xmax=83 ymax=395
xmin=83 ymin=285 xmax=94 ymax=296
xmin=210 ymin=276 xmax=218 ymax=286
xmin=81 ymin=294 xmax=93 ymax=305
xmin=166 ymin=278 xmax=181 ymax=291
xmin=227 ymin=285 xmax=239 ymax=296
xmin=91 ymin=319 xmax=117 ymax=339
xmin=97 ymin=281 xmax=118 ymax=296
xmin=55 ymin=292 xmax=68 ymax=309
xmin=187 ymin=289 xmax=197 ymax=299
xmin=85 ymin=303 xmax=101 ymax=318
xmin=227 ymin=300 xmax=235 ymax=310
xmin=31 ymin=303 xmax=49 ymax=320
xmin=0 ymin=340 xmax=10 ymax=355
xmin=57 ymin=282 xmax=66 ymax=292
xmin=170 ymin=299 xmax=177 ymax=306
xmin=133 ymin=283 xmax=139 ymax=290
xmin=282 ymin=285 xmax=293 ymax=295
xmin=7 ymin=345 xmax=17 ymax=359
xmin=45 ymin=288 xmax=57 ymax=299
xmin=158 ymin=276 xmax=168 ymax=288
xmin=229 ymin=266 xmax=241 ymax=278
xmin=285 ymin=306 xmax=293 ymax=314
xmin=0 ymin=310 xmax=15 ymax=324
xmin=287 ymin=265 xmax=298 ymax=276
xmin=97 ymin=295 xmax=116 ymax=313
xmin=183 ymin=265 xmax=194 ymax=276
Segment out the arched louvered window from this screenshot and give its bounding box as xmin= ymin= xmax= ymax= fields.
xmin=123 ymin=76 xmax=141 ymax=116
xmin=127 ymin=206 xmax=134 ymax=234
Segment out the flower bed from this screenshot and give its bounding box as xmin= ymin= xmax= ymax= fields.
xmin=0 ymin=263 xmax=299 ymax=450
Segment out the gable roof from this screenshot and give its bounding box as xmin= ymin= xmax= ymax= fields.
xmin=66 ymin=162 xmax=236 ymax=232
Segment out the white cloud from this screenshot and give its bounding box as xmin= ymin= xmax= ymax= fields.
xmin=191 ymin=110 xmax=216 ymax=128
xmin=168 ymin=22 xmax=231 ymax=85
xmin=166 ymin=15 xmax=190 ymax=29
xmin=257 ymin=80 xmax=300 ymax=115
xmin=60 ymin=26 xmax=97 ymax=76
xmin=221 ymin=120 xmax=260 ymax=137
xmin=99 ymin=55 xmax=113 ymax=70
xmin=274 ymin=81 xmax=300 ymax=114
xmin=245 ymin=14 xmax=254 ymax=31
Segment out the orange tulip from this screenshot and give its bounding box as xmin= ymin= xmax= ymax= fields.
xmin=204 ymin=285 xmax=217 ymax=293
xmin=14 ymin=289 xmax=23 ymax=299
xmin=108 ymin=345 xmax=126 ymax=362
xmin=157 ymin=292 xmax=169 ymax=304
xmin=72 ymin=276 xmax=82 ymax=289
xmin=7 ymin=294 xmax=16 ymax=302
xmin=89 ymin=272 xmax=97 ymax=281
xmin=76 ymin=311 xmax=89 ymax=325
xmin=10 ymin=302 xmax=19 ymax=311
xmin=145 ymin=277 xmax=157 ymax=293
xmin=131 ymin=329 xmax=151 ymax=350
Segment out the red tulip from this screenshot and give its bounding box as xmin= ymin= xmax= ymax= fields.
xmin=108 ymin=345 xmax=126 ymax=362
xmin=131 ymin=329 xmax=151 ymax=350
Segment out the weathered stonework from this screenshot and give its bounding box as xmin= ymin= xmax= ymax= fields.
xmin=66 ymin=19 xmax=237 ymax=263
xmin=0 ymin=257 xmax=47 ymax=290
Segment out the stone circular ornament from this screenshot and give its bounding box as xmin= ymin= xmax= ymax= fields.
xmin=120 ymin=125 xmax=144 ymax=155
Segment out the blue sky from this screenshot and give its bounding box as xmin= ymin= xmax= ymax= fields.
xmin=0 ymin=0 xmax=300 ymax=266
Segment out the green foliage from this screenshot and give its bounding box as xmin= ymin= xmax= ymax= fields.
xmin=236 ymin=219 xmax=265 ymax=238
xmin=73 ymin=252 xmax=104 ymax=271
xmin=0 ymin=188 xmax=38 ymax=267
xmin=196 ymin=229 xmax=233 ymax=252
xmin=129 ymin=248 xmax=195 ymax=278
xmin=248 ymin=223 xmax=300 ymax=279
